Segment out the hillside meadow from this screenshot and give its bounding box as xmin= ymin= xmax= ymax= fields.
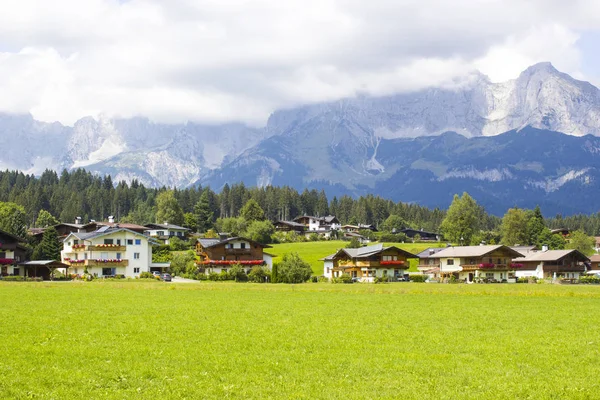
xmin=1 ymin=281 xmax=599 ymax=399
xmin=268 ymin=240 xmax=447 ymax=274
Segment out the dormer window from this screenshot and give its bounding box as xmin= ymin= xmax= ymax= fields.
xmin=240 ymin=243 xmax=246 ymax=249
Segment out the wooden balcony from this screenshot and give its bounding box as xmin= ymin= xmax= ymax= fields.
xmin=88 ymin=245 xmax=127 ymax=252
xmin=65 ymin=259 xmax=129 ymax=267
xmin=225 ymin=248 xmax=252 ymax=255
xmin=417 ymin=263 xmax=440 ymax=270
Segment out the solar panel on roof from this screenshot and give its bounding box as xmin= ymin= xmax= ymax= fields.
xmin=97 ymin=226 xmax=110 ymax=233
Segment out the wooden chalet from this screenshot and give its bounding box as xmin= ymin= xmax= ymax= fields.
xmin=196 ymin=237 xmax=273 ymax=274
xmin=399 ymin=228 xmax=440 ymax=241
xmin=323 ymin=243 xmax=416 ymax=282
xmin=513 ymin=249 xmax=590 ymax=280
xmin=274 ymin=220 xmax=306 ymax=234
xmin=0 ymin=229 xmax=28 ymax=276
xmin=424 ymin=245 xmax=524 ymax=283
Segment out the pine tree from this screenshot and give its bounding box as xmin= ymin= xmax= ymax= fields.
xmin=194 ymin=190 xmax=214 ymax=233
xmin=34 ymin=226 xmax=61 ymax=261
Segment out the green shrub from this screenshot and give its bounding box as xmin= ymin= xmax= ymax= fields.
xmin=374 ymin=276 xmax=389 ymax=284
xmin=229 ymin=264 xmax=248 ymax=282
xmin=379 ymin=233 xmax=408 ymax=243
xmin=139 ymin=271 xmax=155 ymax=279
xmin=580 ymin=276 xmax=600 ymax=284
xmin=248 ymin=266 xmax=268 ymax=283
xmin=317 ymin=276 xmax=329 ymax=283
xmin=276 ymin=253 xmax=312 ymax=283
xmin=2 ymin=276 xmax=24 ymax=281
xmin=26 ymin=277 xmax=43 ymax=282
xmin=409 ymin=275 xmax=428 ymax=282
xmin=168 ymin=236 xmax=189 ymax=251
xmin=332 ymin=273 xmax=353 ymax=284
xmin=308 ymin=233 xmax=320 ymax=242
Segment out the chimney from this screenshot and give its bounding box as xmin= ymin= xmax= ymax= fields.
xmin=75 ymin=216 xmax=82 ymax=225
xmin=429 ymin=249 xmax=434 ymax=255
xmin=542 ymin=244 xmax=549 ymax=252
xmin=108 ymin=215 xmax=115 ymax=223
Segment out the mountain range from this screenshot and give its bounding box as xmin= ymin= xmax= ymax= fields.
xmin=2 ymin=62 xmax=600 ymax=215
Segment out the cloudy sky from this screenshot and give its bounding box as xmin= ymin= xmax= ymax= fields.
xmin=1 ymin=0 xmax=599 ymax=126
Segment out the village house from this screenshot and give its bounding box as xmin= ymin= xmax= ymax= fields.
xmin=322 ymin=243 xmax=416 ymax=282
xmin=512 ymin=247 xmax=590 ymax=280
xmin=0 ymin=229 xmax=29 ymax=277
xmin=415 ymin=247 xmax=446 ymax=272
xmin=422 ymin=245 xmax=525 ymax=283
xmin=144 ymin=222 xmax=190 ymax=244
xmin=274 ymin=220 xmax=306 ymax=235
xmin=196 ymin=237 xmax=273 ymax=275
xmin=341 ymin=224 xmax=377 ymax=232
xmin=294 ymin=215 xmax=341 ymax=238
xmin=589 ymin=254 xmax=600 ymax=271
xmin=399 ymin=228 xmax=441 ymax=241
xmin=61 ymin=226 xmax=161 ymax=278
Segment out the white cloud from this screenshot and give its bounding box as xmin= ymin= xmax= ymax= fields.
xmin=0 ymin=0 xmax=599 ymax=125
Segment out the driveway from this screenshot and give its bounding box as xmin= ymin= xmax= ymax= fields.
xmin=171 ymin=276 xmax=201 ymax=283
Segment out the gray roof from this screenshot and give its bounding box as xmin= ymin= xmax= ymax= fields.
xmin=324 ymin=243 xmax=417 ymax=261
xmin=416 ymin=247 xmax=446 ymax=258
xmin=197 ymin=237 xmax=272 ymax=249
xmin=65 ymin=227 xmax=157 ymax=243
xmin=20 ymin=260 xmax=68 ymax=266
xmin=197 ymin=238 xmax=221 ymax=247
xmin=513 ymin=249 xmax=590 ymax=263
xmin=145 ymin=223 xmax=190 ymax=231
xmin=277 ymin=220 xmax=306 ymax=228
xmin=428 ymin=245 xmax=524 ymax=259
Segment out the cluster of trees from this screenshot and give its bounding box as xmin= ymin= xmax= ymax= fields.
xmin=0 ymin=168 xmax=446 ymax=232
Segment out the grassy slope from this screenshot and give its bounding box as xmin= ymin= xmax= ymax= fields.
xmin=269 ymin=241 xmax=448 ymax=274
xmin=1 ymin=281 xmax=599 ymax=399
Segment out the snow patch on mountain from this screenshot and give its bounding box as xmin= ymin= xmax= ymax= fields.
xmin=439 ymin=168 xmax=513 ymax=182
xmin=529 ymin=169 xmax=590 ymax=193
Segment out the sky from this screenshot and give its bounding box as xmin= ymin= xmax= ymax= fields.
xmin=0 ymin=0 xmax=599 ymax=126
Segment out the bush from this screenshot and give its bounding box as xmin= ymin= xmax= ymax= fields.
xmin=2 ymin=276 xmax=24 ymax=281
xmin=248 ymin=266 xmax=268 ymax=283
xmin=276 ymin=253 xmax=312 ymax=283
xmin=379 ymin=233 xmax=408 ymax=243
xmin=168 ymin=236 xmax=189 ymax=251
xmin=139 ymin=271 xmax=156 ymax=279
xmin=332 ymin=273 xmax=353 ymax=284
xmin=308 ymin=233 xmax=320 ymax=242
xmin=580 ymin=275 xmax=600 ymax=284
xmin=317 ymin=276 xmax=329 ymax=283
xmin=229 ymin=264 xmax=248 ymax=282
xmin=517 ymin=277 xmax=538 ymax=284
xmin=374 ymin=276 xmax=389 ymax=284
xmin=152 ymin=245 xmax=173 ymax=263
xmin=410 ymin=275 xmax=428 ymax=282
xmin=346 ymin=237 xmax=361 ymax=248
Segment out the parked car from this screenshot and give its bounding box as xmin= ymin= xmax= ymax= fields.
xmin=161 ymin=273 xmax=172 ymax=282
xmin=152 ymin=271 xmax=161 ymax=278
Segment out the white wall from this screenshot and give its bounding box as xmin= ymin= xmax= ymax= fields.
xmin=323 ymin=261 xmax=334 ymax=279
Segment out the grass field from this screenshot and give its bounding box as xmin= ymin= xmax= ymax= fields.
xmin=269 ymin=241 xmax=447 ymax=274
xmin=1 ymin=281 xmax=599 ymax=399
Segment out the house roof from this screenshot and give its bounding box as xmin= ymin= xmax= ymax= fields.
xmin=276 ymin=220 xmax=306 ymax=228
xmin=400 ymin=228 xmax=439 ymax=236
xmin=145 ymin=223 xmax=190 ymax=231
xmin=97 ymin=222 xmax=148 ymax=231
xmin=510 ymin=245 xmax=539 ymax=254
xmin=293 ymin=215 xmax=339 ymax=224
xmin=324 ymin=243 xmax=417 ymax=261
xmin=196 ymin=236 xmax=272 ymax=249
xmin=589 ymin=254 xmax=600 ymax=263
xmin=428 ymin=245 xmax=524 ymax=259
xmin=64 ymin=227 xmax=158 ymax=244
xmin=416 ymin=247 xmax=446 ymax=258
xmin=513 ymin=249 xmax=590 ymax=263
xmin=0 ymin=229 xmax=27 ymax=243
xmin=20 ymin=260 xmax=69 ymax=267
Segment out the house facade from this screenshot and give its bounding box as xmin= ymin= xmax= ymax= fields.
xmin=424 ymin=245 xmax=524 ymax=283
xmin=196 ymin=237 xmax=273 ymax=274
xmin=400 ymin=228 xmax=441 ymax=241
xmin=294 ymin=215 xmax=341 ymax=237
xmin=144 ymin=222 xmax=190 ymax=244
xmin=274 ymin=221 xmax=306 ymax=234
xmin=323 ymin=243 xmax=416 ymax=282
xmin=0 ymin=230 xmax=28 ymax=277
xmin=61 ymin=227 xmax=158 ymax=278
xmin=513 ymin=249 xmax=589 ymax=280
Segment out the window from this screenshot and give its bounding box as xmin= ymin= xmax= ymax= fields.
xmin=15 ymin=255 xmax=20 ymax=262
xmin=241 ymin=243 xmax=246 ymax=249
xmin=135 ymin=239 xmax=141 ymax=245
xmin=116 ymin=239 xmax=121 ymax=245
xmin=73 ymin=240 xmax=79 ymax=245
xmin=102 ymin=268 xmax=115 ymax=276
xmin=104 ymin=239 xmax=113 ymax=245
xmin=157 ymin=231 xmax=164 ymax=236
xmin=101 ymin=252 xmax=108 ymax=260
xmin=169 ymin=231 xmax=175 ymax=236
xmin=134 ymin=253 xmax=140 ymax=259
xmin=84 ymin=253 xmax=88 ymax=260
xmin=127 ymin=239 xmax=133 ymax=245
xmin=177 ymin=232 xmax=183 ymax=237
xmin=13 ymin=267 xmax=19 ymax=276
xmin=447 ymin=259 xmax=454 ymax=266
xmin=486 ymin=273 xmax=494 ymax=278
xmin=116 ymin=253 xmax=121 ymax=260
xmin=134 ymin=267 xmax=140 ymax=273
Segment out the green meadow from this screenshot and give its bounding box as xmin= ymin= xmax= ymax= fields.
xmin=1 ymin=281 xmax=599 ymax=399
xmin=269 ymin=241 xmax=447 ymax=273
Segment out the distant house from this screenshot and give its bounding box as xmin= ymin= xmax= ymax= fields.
xmin=322 ymin=243 xmax=416 ymax=282
xmin=342 ymin=231 xmax=370 ymax=244
xmin=423 ymin=245 xmax=525 ymax=283
xmin=196 ymin=237 xmax=273 ymax=274
xmin=30 ymin=220 xmax=98 ymax=243
xmin=415 ymin=247 xmax=446 ymax=272
xmin=0 ymin=229 xmax=29 ymax=277
xmin=512 ymin=248 xmax=589 ymax=280
xmin=341 ymin=224 xmax=377 ymax=232
xmin=144 ymin=222 xmax=190 ymax=244
xmin=399 ymin=228 xmax=440 ymax=241
xmin=274 ymin=221 xmax=306 ymax=234
xmin=61 ymin=227 xmax=161 ymax=278
xmin=589 ymin=254 xmax=600 ymax=271
xmin=294 ymin=215 xmax=341 ymax=232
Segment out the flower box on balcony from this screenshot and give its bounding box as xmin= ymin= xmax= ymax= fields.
xmin=479 ymin=263 xmax=496 ymax=268
xmin=72 ymin=244 xmax=86 ymax=250
xmin=510 ymin=263 xmax=523 ymax=268
xmin=0 ymin=258 xmax=15 ymax=265
xmin=200 ymin=259 xmax=264 ymax=266
xmin=380 ymin=260 xmax=405 ymax=265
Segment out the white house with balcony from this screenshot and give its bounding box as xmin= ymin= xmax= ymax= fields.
xmin=144 ymin=222 xmax=190 ymax=245
xmin=61 ymin=226 xmax=160 ymax=278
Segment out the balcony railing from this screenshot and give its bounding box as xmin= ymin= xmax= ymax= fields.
xmin=417 ymin=263 xmax=440 ymax=270
xmin=225 ymin=248 xmax=252 ymax=255
xmin=71 ymin=245 xmax=127 ymax=252
xmin=64 ymin=259 xmax=129 ymax=267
